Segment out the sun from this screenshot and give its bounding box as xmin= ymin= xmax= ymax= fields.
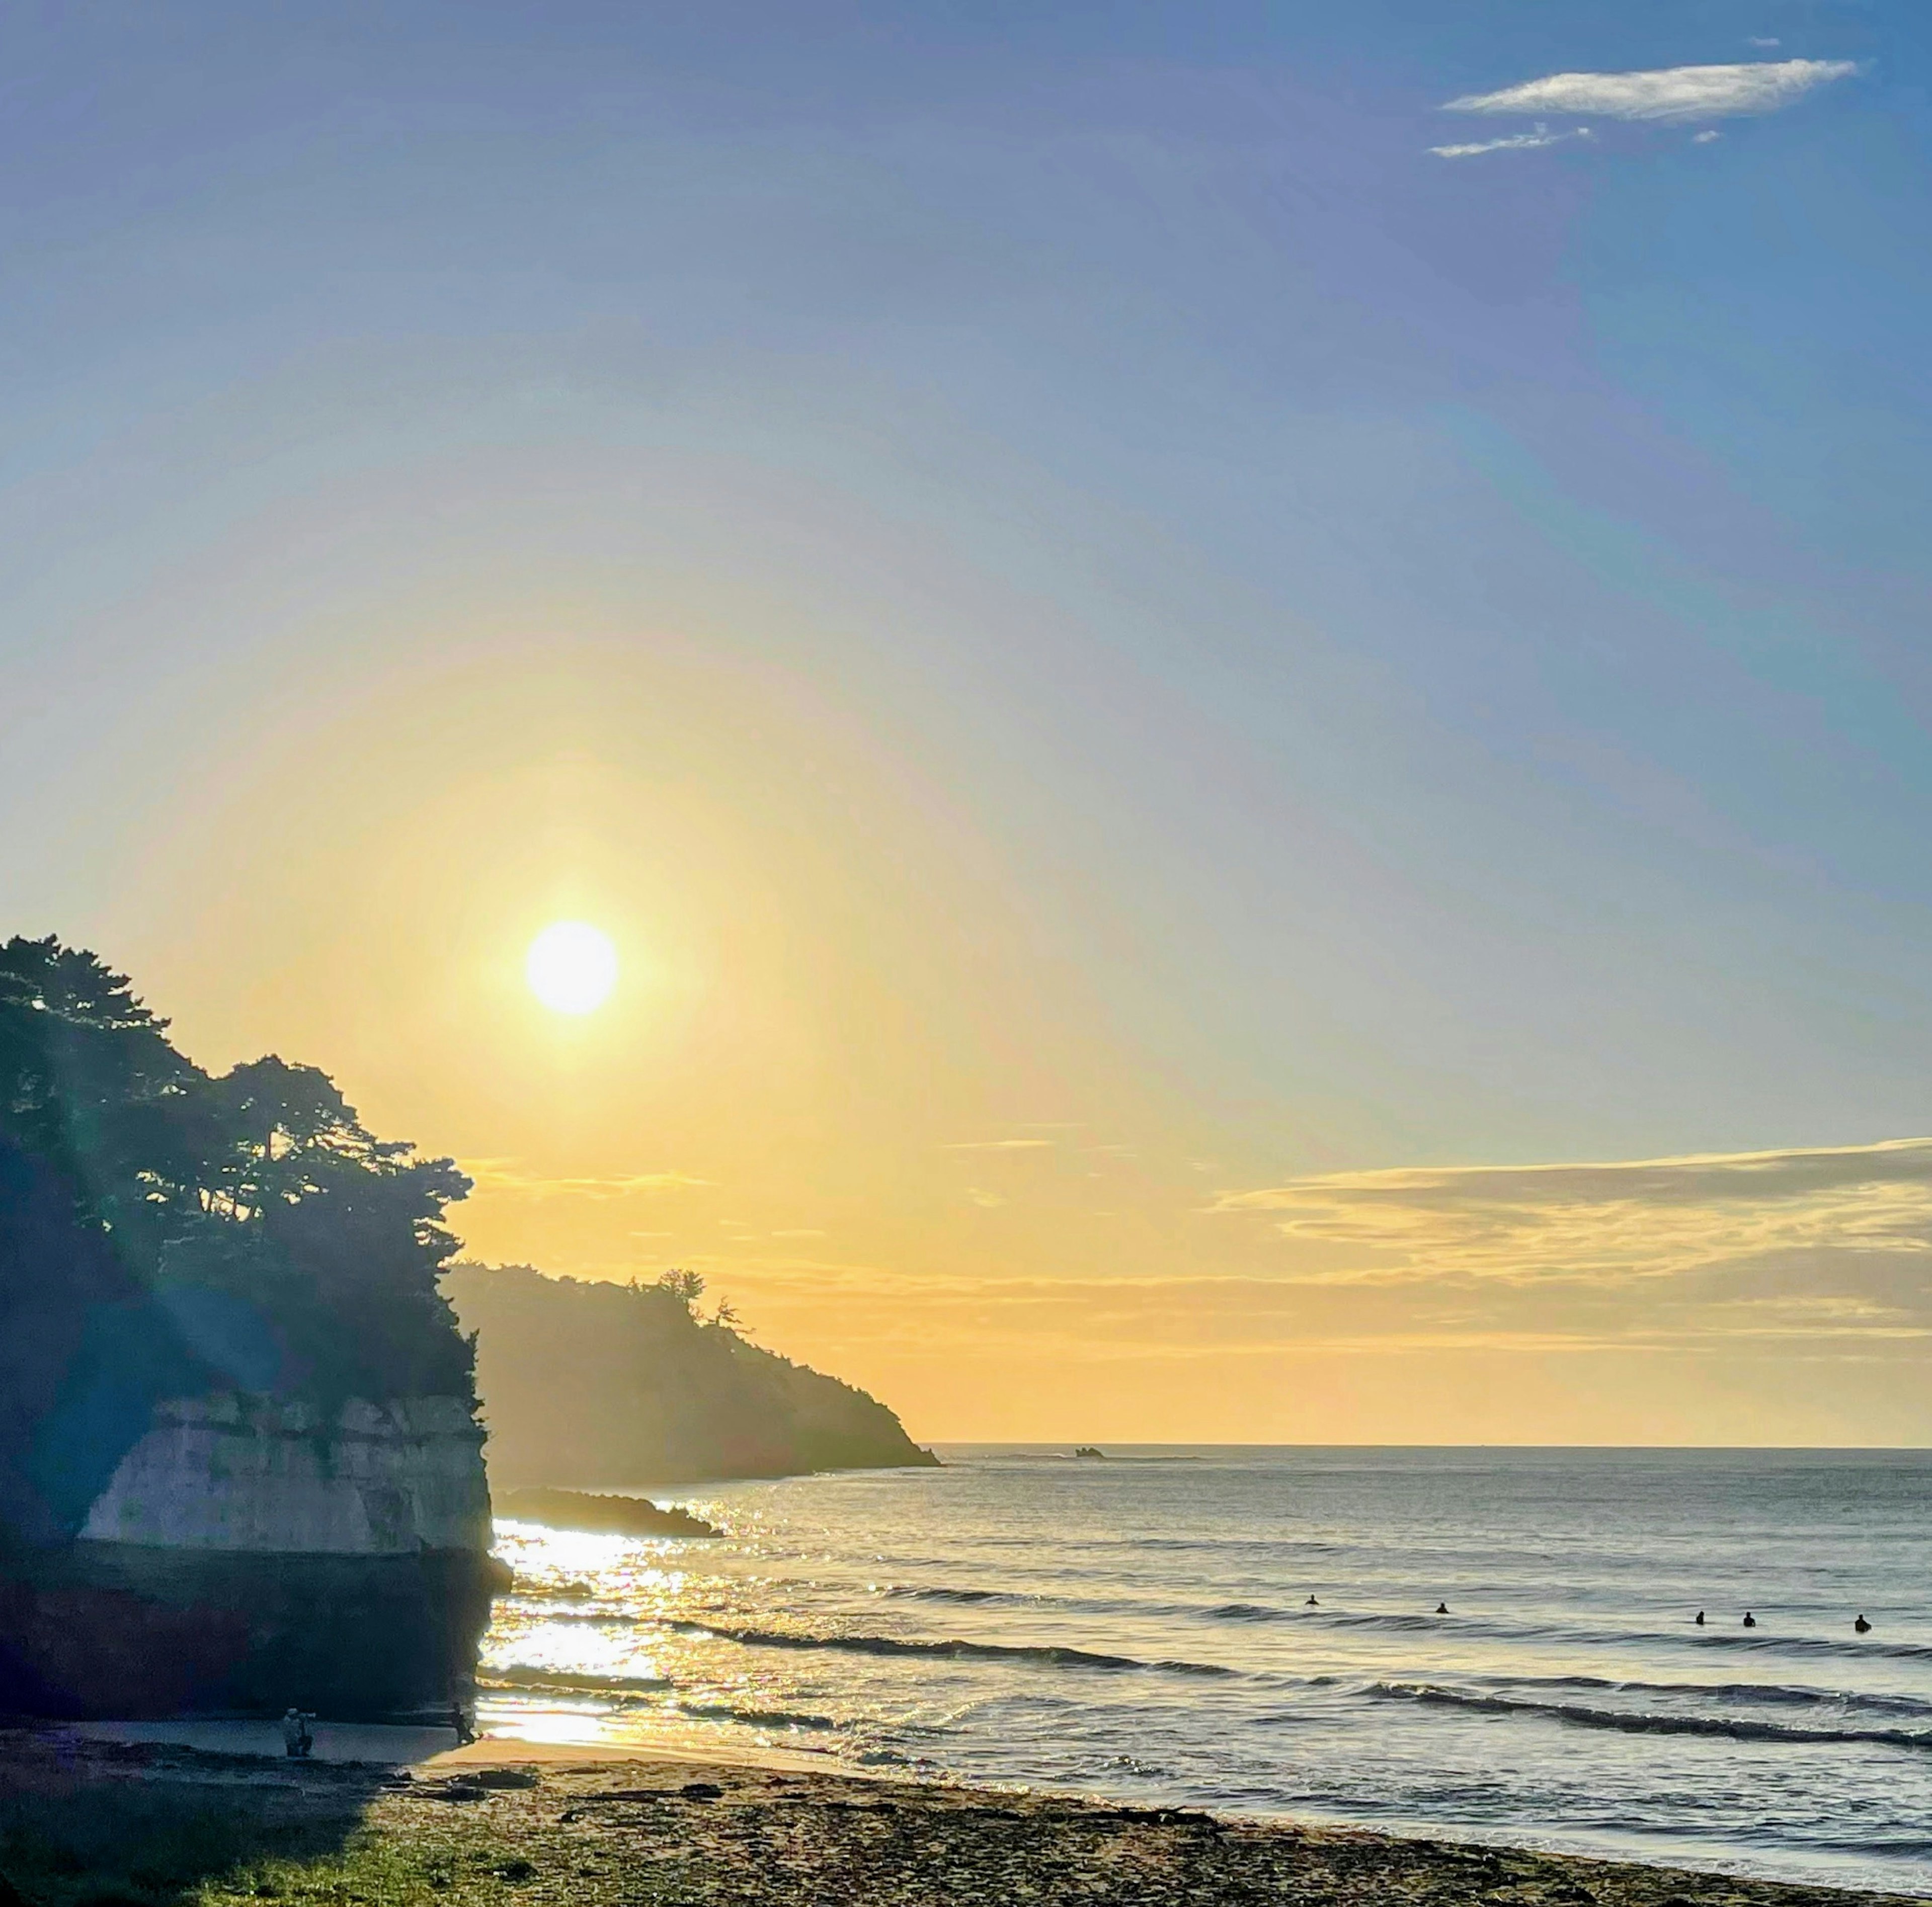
xmin=525 ymin=922 xmax=618 ymax=1015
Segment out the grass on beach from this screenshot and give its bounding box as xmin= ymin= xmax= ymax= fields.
xmin=0 ymin=1731 xmax=1916 ymax=1907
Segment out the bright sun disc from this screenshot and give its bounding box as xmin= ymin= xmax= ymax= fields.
xmin=526 ymin=922 xmax=618 ymax=1015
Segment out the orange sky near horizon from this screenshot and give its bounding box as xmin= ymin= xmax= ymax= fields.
xmin=57 ymin=629 xmax=1932 ymax=1450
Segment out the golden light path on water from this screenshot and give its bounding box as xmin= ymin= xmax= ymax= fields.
xmin=482 ymin=1522 xmax=684 ymax=1748
xmin=478 ymin=1518 xmax=840 ymax=1762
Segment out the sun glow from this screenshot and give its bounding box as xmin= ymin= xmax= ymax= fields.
xmin=526 ymin=921 xmax=618 ymax=1015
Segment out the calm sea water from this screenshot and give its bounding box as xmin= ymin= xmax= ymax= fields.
xmin=479 ymin=1446 xmax=1932 ymax=1895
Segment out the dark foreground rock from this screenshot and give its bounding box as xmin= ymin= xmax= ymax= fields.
xmin=0 ymin=1543 xmax=497 ymax=1720
xmin=0 ymin=1731 xmax=1913 ymax=1907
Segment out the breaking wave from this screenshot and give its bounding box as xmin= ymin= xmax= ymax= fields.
xmin=677 ymin=1622 xmax=1236 ymax=1678
xmin=1371 ymin=1682 xmax=1932 ymax=1750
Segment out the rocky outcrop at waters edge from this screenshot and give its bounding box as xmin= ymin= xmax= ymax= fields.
xmin=0 ymin=1393 xmax=498 ymax=1720
xmin=1 ymin=938 xmax=504 ymax=1722
xmin=496 ymin=1487 xmax=723 ymax=1538
xmin=445 ymin=1263 xmax=937 ymax=1489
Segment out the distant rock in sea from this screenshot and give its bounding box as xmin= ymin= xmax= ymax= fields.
xmin=498 ymin=1487 xmax=722 ymax=1539
xmin=1073 ymin=1446 xmax=1107 ymax=1459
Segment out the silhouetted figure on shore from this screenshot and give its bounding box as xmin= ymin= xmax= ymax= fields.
xmin=281 ymin=1708 xmax=314 ymax=1759
xmin=1742 ymin=1612 xmax=1757 ymax=1628
xmin=1695 ymin=1611 xmax=1706 ymax=1625
xmin=1855 ymin=1614 xmax=1872 ymax=1634
xmin=1435 ymin=1602 xmax=1450 ymax=1615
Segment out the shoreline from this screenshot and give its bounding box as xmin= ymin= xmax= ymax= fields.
xmin=1 ymin=1725 xmax=1920 ymax=1906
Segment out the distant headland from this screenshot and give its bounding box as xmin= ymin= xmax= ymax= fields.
xmin=445 ymin=1262 xmax=938 ymax=1490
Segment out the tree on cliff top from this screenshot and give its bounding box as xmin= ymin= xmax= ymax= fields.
xmin=0 ymin=935 xmax=475 ymax=1417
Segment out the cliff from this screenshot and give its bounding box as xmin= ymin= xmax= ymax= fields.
xmin=444 ymin=1263 xmax=937 ymax=1490
xmin=1 ymin=1395 xmax=494 ymax=1720
xmin=0 ymin=937 xmax=497 ymax=1721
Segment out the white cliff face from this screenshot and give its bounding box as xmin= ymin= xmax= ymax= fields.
xmin=78 ymin=1394 xmax=491 ymax=1555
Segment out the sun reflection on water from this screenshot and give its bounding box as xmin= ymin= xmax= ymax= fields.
xmin=481 ymin=1515 xmax=826 ymax=1756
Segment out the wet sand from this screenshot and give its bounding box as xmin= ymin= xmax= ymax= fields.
xmin=0 ymin=1726 xmax=1918 ymax=1907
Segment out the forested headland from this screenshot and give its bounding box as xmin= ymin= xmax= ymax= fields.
xmin=0 ymin=935 xmax=476 ymax=1547
xmin=445 ymin=1262 xmax=937 ymax=1489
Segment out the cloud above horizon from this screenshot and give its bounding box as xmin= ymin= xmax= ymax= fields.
xmin=1215 ymin=1139 xmax=1932 ymax=1286
xmin=1443 ymin=58 xmax=1856 ymax=125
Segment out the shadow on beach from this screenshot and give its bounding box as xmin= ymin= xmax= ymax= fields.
xmin=0 ymin=1732 xmax=378 ymax=1907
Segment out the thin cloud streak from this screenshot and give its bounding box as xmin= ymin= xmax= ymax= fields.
xmin=1431 ymin=125 xmax=1592 ymax=159
xmin=663 ymin=1259 xmax=1932 ymax=1360
xmin=1443 ymin=59 xmax=1856 ymax=124
xmin=940 ymin=1137 xmax=1056 ymax=1151
xmin=465 ymin=1162 xmax=711 ymax=1199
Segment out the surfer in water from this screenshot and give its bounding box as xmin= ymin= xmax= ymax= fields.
xmin=1855 ymin=1614 xmax=1872 ymax=1634
xmin=1434 ymin=1602 xmax=1450 ymax=1615
xmin=1742 ymin=1612 xmax=1757 ymax=1628
xmin=1695 ymin=1611 xmax=1706 ymax=1625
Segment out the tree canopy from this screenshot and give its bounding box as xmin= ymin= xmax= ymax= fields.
xmin=0 ymin=936 xmax=475 ymax=1428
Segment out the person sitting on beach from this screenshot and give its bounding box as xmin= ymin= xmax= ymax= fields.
xmin=281 ymin=1708 xmax=315 ymax=1759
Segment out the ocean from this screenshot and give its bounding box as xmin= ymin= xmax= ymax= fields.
xmin=479 ymin=1446 xmax=1932 ymax=1895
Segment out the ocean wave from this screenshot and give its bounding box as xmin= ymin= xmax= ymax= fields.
xmin=500 ymin=1605 xmax=642 ymax=1625
xmin=1115 ymin=1535 xmax=1345 ymax=1555
xmin=480 ymin=1665 xmax=672 ymax=1694
xmin=1371 ymin=1682 xmax=1932 ymax=1750
xmin=1486 ymin=1674 xmax=1932 ymax=1720
xmin=675 ymin=1622 xmax=1236 ymax=1677
xmin=677 ymin=1701 xmax=842 ymax=1731
xmin=1681 ymin=1630 xmax=1932 ymax=1664
xmin=880 ymin=1583 xmax=1205 ymax=1622
xmin=1297 ymin=1607 xmax=1932 ymax=1664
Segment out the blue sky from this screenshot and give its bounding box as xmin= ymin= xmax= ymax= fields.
xmin=5 ymin=2 xmax=1931 ymax=1434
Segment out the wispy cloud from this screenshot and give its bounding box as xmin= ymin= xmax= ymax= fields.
xmin=1215 ymin=1140 xmax=1932 ymax=1284
xmin=940 ymin=1137 xmax=1055 ymax=1152
xmin=670 ymin=1254 xmax=1932 ymax=1360
xmin=1431 ymin=124 xmax=1592 ymax=160
xmin=465 ymin=1161 xmax=710 ymax=1199
xmin=1443 ymin=59 xmax=1856 ymax=124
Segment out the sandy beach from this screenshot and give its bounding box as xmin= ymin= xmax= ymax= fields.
xmin=0 ymin=1725 xmax=1918 ymax=1907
